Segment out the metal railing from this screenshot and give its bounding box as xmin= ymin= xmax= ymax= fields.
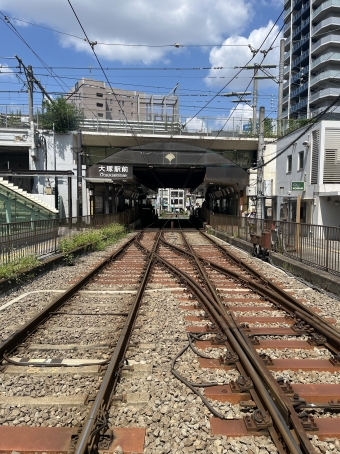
xmin=202 ymin=209 xmax=340 ymax=275
xmin=0 ymin=206 xmax=143 ymax=265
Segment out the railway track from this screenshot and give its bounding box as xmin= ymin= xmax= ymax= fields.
xmin=0 ymin=218 xmax=339 ymax=453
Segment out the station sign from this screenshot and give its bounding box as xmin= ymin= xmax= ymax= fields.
xmin=291 ymin=181 xmax=304 ymax=191
xmin=88 ymin=164 xmax=133 ymax=180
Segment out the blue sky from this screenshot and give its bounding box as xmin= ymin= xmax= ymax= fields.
xmin=0 ymin=0 xmax=283 ymax=130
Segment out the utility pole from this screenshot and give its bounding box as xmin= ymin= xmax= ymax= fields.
xmin=53 ymin=123 xmax=58 ymax=211
xmin=277 ymin=39 xmax=285 ymax=137
xmin=27 ymin=65 xmax=34 ymax=123
xmin=253 ymin=67 xmax=259 ymax=135
xmin=235 ymin=63 xmax=277 ymax=134
xmin=76 ymin=131 xmax=83 ymax=221
xmin=256 ymin=106 xmax=265 ymax=222
xmin=15 ymin=56 xmax=53 ymax=103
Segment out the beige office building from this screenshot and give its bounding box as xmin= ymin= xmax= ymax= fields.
xmin=66 ymin=78 xmax=179 ymax=123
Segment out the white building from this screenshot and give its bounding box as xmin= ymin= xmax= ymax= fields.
xmin=157 ymin=188 xmax=188 ymax=212
xmin=275 ymin=120 xmax=340 ymax=227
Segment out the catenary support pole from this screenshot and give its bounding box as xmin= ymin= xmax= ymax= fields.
xmin=76 ymin=131 xmax=83 ymax=220
xmin=256 ymin=107 xmax=265 ymax=223
xmin=252 ymin=66 xmax=259 ymax=135
xmin=277 ymin=39 xmax=285 ymax=137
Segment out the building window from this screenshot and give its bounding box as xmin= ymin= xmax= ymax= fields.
xmin=96 ymin=103 xmax=103 ymax=108
xmin=98 ymin=113 xmax=103 ymax=117
xmin=96 ymin=93 xmax=103 ymax=97
xmin=121 ymin=100 xmax=125 ymax=106
xmin=298 ymin=151 xmax=304 ymax=170
xmin=287 ymin=155 xmax=292 ymax=173
xmin=131 ymin=112 xmax=133 ymax=117
xmin=131 ymin=102 xmax=133 ymax=107
xmin=110 ymin=99 xmax=113 ymax=103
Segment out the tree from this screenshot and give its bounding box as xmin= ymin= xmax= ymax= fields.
xmin=40 ymin=97 xmax=84 ymax=133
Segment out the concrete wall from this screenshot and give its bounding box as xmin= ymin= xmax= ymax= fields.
xmin=30 ymin=132 xmax=88 ymax=218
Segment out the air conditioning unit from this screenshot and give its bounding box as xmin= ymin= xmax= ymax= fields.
xmin=246 ymin=186 xmax=257 ymax=196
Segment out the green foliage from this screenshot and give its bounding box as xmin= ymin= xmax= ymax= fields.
xmin=0 ymin=255 xmax=40 ymax=281
xmin=59 ymin=223 xmax=126 ymax=264
xmin=40 ymin=97 xmax=84 ymax=133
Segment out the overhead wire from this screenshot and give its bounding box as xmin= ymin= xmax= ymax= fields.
xmin=66 ymin=0 xmax=162 ymax=180
xmin=0 ymin=12 xmax=103 ymax=122
xmin=180 ymin=9 xmax=285 ymax=166
xmin=3 ymin=15 xmax=279 ymax=48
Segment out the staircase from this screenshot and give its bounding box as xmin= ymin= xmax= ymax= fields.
xmin=0 ymin=178 xmax=58 ymax=223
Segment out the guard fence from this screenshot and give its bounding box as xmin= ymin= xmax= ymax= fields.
xmin=0 ymin=206 xmax=142 ymax=266
xmin=202 ymin=208 xmax=340 ymax=275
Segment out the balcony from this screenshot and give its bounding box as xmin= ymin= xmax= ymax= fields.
xmin=312 ymin=51 xmax=340 ymax=70
xmin=291 ymin=66 xmax=309 ymax=84
xmin=312 ymin=0 xmax=340 ymax=22
xmin=311 ymin=34 xmax=340 ymax=54
xmin=311 ymin=70 xmax=340 ymax=86
xmin=292 ymin=33 xmax=310 ymax=54
xmin=293 ymin=0 xmax=302 ymax=6
xmin=283 ymin=94 xmax=289 ymax=104
xmin=291 ymin=49 xmax=310 ymax=68
xmin=284 ymin=21 xmax=291 ymax=36
xmin=284 ymin=5 xmax=292 ymax=21
xmin=292 ymin=1 xmax=310 ymax=24
xmin=312 ymin=16 xmax=340 ymax=36
xmin=285 ymin=36 xmax=291 ymax=50
xmin=290 ymin=98 xmax=308 ymax=113
xmin=283 ymin=80 xmax=290 ymax=90
xmin=310 ymin=87 xmax=340 ymax=102
xmin=311 ymin=105 xmax=340 ymax=117
xmin=290 ymin=81 xmax=309 ymax=98
xmin=284 ymin=50 xmax=291 ymax=63
xmin=292 ymin=17 xmax=310 ymax=39
xmin=285 ymin=0 xmax=291 ymax=6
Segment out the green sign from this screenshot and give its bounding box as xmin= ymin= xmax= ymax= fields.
xmin=291 ymin=181 xmax=305 ymax=191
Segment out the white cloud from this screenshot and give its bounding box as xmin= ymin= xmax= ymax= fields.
xmin=183 ymin=117 xmax=207 ymax=133
xmin=211 ymin=104 xmax=253 ymax=132
xmin=0 ymin=64 xmax=14 ymax=79
xmin=205 ymin=21 xmax=281 ymax=90
xmin=0 ymin=0 xmax=254 ymax=64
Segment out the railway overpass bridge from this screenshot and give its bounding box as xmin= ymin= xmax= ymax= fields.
xmin=0 ymin=123 xmax=260 ymax=217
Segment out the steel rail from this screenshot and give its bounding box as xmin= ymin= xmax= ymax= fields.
xmin=160 ymin=233 xmax=340 ymax=352
xmin=173 ymin=230 xmax=294 ymax=453
xmin=202 ymin=231 xmax=340 ymax=338
xmin=158 ymin=230 xmax=317 ymax=453
xmin=207 ymin=259 xmax=340 ymax=352
xmin=74 ymin=231 xmax=161 ymax=454
xmin=139 ymin=235 xmax=303 ymax=454
xmin=0 ymin=233 xmax=139 ymax=362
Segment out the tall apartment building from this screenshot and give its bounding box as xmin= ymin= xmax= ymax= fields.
xmin=283 ymin=0 xmax=340 ymax=120
xmin=66 ymin=78 xmax=179 ymax=122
